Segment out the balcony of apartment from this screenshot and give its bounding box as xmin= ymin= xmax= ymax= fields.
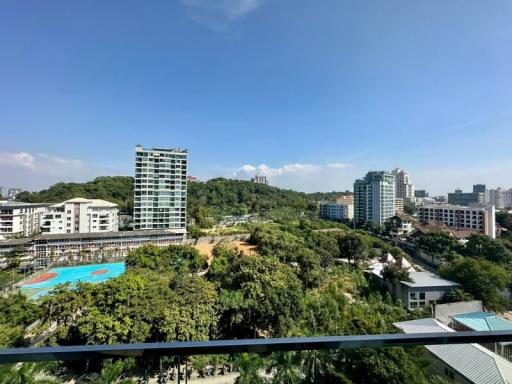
xmin=2 ymin=332 xmax=512 ymax=383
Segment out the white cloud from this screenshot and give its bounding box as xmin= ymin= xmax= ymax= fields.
xmin=0 ymin=152 xmax=36 ymax=170
xmin=0 ymin=151 xmax=121 ymax=191
xmin=327 ymin=163 xmax=351 ymax=170
xmin=233 ymin=162 xmax=355 ymax=192
xmin=181 ymin=0 xmax=266 ymax=29
xmin=183 ymin=0 xmax=265 ymax=19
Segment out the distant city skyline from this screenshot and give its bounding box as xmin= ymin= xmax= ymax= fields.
xmin=1 ymin=0 xmax=512 ymax=194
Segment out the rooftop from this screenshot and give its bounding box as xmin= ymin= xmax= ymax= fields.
xmin=401 ymin=271 xmax=459 ymax=288
xmin=394 ymin=318 xmax=512 ymax=384
xmin=50 ymin=198 xmax=118 ymax=208
xmin=420 ymin=204 xmax=489 ymax=211
xmin=0 ymin=201 xmax=50 ymax=209
xmin=392 ymin=213 xmax=416 ymax=221
xmin=452 ymin=312 xmax=512 ymax=332
xmin=412 ymin=221 xmax=479 ymax=240
xmin=34 ymin=228 xmax=185 ymax=241
xmin=135 ymin=145 xmax=188 ymax=154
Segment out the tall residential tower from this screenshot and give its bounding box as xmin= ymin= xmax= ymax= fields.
xmin=392 ymin=168 xmax=415 ymax=199
xmin=354 ymin=171 xmax=396 ymax=226
xmin=133 ymin=146 xmax=188 ymax=232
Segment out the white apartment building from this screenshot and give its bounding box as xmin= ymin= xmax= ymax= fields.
xmin=319 ymin=201 xmax=354 ymax=221
xmin=418 ymin=204 xmax=496 ymax=239
xmin=0 ymin=201 xmax=49 ymax=240
xmin=134 ymin=146 xmax=187 ymax=232
xmin=394 ymin=198 xmax=404 ymax=214
xmin=41 ymin=198 xmax=119 ymax=235
xmin=392 ymin=168 xmax=415 ymax=199
xmin=354 ymin=171 xmax=396 ymax=226
xmin=487 ymin=188 xmax=512 ymax=210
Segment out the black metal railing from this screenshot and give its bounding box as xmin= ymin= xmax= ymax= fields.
xmin=2 ymin=331 xmax=512 ymax=363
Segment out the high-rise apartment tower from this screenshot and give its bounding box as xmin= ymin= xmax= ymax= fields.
xmin=133 ymin=146 xmax=188 ymax=232
xmin=354 ymin=171 xmax=396 ymax=226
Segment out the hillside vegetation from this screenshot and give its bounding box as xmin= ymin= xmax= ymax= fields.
xmin=17 ymin=177 xmax=318 ymax=218
xmin=16 ymin=176 xmax=134 ymax=213
xmin=26 ymin=219 xmax=434 ymax=383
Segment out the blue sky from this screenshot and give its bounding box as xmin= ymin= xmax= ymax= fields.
xmin=1 ymin=0 xmax=511 ymax=194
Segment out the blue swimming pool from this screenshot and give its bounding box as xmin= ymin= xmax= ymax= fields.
xmin=21 ymin=262 xmax=125 ymax=299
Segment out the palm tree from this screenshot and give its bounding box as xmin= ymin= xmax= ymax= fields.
xmin=302 ymin=350 xmax=325 ymax=383
xmin=0 ymin=362 xmax=59 ymax=384
xmin=267 ymin=352 xmax=303 ymax=384
xmin=92 ymin=360 xmax=132 ymax=384
xmin=234 ymin=353 xmax=267 ymax=384
xmin=444 ymin=288 xmax=473 ymax=303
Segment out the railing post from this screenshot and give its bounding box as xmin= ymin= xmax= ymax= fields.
xmin=177 ymin=356 xmax=181 ymax=384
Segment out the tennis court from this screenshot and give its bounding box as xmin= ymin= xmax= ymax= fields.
xmin=20 ymin=262 xmax=125 ymax=300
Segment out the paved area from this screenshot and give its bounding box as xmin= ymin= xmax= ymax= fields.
xmin=148 ymin=372 xmax=238 ymax=384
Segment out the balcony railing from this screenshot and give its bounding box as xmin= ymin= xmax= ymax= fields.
xmin=2 ymin=331 xmax=512 ymax=363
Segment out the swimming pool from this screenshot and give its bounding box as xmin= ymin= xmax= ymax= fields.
xmin=21 ymin=262 xmax=125 ymax=299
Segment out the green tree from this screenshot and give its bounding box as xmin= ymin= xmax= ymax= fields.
xmin=0 ymin=293 xmax=43 ymax=347
xmin=337 ymin=233 xmax=369 ymax=264
xmin=338 ymin=347 xmax=429 ymax=384
xmin=234 ymin=353 xmax=267 ymax=384
xmin=40 ymin=270 xmax=217 ymax=346
xmin=440 ymin=258 xmax=510 ymax=311
xmin=212 ymin=254 xmax=304 ymax=338
xmin=92 ymin=359 xmax=134 ymax=384
xmin=267 ymin=352 xmax=304 ymax=384
xmin=381 ymin=264 xmax=412 ymax=283
xmin=417 ymin=232 xmax=460 ymax=260
xmin=442 ymin=288 xmax=473 ymax=303
xmin=192 ymin=206 xmax=214 ymax=228
xmin=0 ymin=362 xmax=58 ymax=384
xmin=463 ymin=233 xmax=512 ymax=264
xmin=126 ymin=244 xmax=207 ymax=273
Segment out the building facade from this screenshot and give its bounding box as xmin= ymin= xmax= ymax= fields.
xmin=134 ymin=146 xmax=188 ymax=232
xmin=448 ymin=188 xmax=485 ymax=206
xmin=414 ymin=190 xmax=429 ymax=198
xmin=418 ymin=204 xmax=496 ymax=238
xmin=0 ymin=202 xmax=49 ymax=240
xmin=319 ymin=201 xmax=354 ymax=221
xmin=394 ymin=198 xmax=404 ymax=214
xmin=392 ymin=168 xmax=415 ymax=199
xmin=0 ymin=229 xmax=186 ymax=268
xmin=473 ymin=184 xmax=486 ymax=194
xmin=7 ymin=188 xmax=22 ymax=200
xmin=251 ymin=175 xmax=268 ymax=185
xmin=487 ymin=188 xmax=512 ymax=210
xmin=354 ymin=171 xmax=396 ymax=226
xmin=388 ymin=214 xmax=415 ymax=235
xmin=41 ymin=198 xmax=119 ymax=235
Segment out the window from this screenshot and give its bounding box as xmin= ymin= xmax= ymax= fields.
xmin=409 ymin=292 xmax=417 ymax=300
xmin=419 ymin=292 xmax=425 ymax=300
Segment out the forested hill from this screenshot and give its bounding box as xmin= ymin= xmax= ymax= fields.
xmin=188 ymin=178 xmax=312 ymax=218
xmin=16 ymin=177 xmax=134 ymax=213
xmin=16 ymin=177 xmax=319 ymax=216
